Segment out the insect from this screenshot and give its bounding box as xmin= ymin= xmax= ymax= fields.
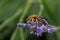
xmin=27 ymin=14 xmax=48 ymax=26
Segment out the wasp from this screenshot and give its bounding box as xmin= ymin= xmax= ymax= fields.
xmin=27 ymin=14 xmax=48 ymax=26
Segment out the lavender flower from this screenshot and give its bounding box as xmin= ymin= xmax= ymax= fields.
xmin=17 ymin=20 xmax=56 ymax=36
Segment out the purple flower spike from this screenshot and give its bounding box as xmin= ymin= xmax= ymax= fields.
xmin=17 ymin=16 xmax=56 ymax=36
xmin=17 ymin=23 xmax=31 ymax=27
xmin=48 ymin=28 xmax=56 ymax=34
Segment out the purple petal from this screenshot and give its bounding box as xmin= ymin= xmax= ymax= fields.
xmin=30 ymin=31 xmax=34 ymax=34
xmin=36 ymin=27 xmax=42 ymax=36
xmin=40 ymin=24 xmax=45 ymax=32
xmin=32 ymin=25 xmax=37 ymax=28
xmin=36 ymin=33 xmax=41 ymax=36
xmin=38 ymin=22 xmax=42 ymax=24
xmin=17 ymin=23 xmax=25 ymax=27
xmin=27 ymin=21 xmax=36 ymax=25
xmin=48 ymin=28 xmax=55 ymax=34
xmin=17 ymin=23 xmax=31 ymax=27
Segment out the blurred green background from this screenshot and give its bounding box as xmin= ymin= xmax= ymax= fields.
xmin=0 ymin=0 xmax=60 ymax=40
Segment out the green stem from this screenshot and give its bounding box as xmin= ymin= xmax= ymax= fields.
xmin=0 ymin=7 xmax=22 ymax=32
xmin=10 ymin=0 xmax=33 ymax=40
xmin=19 ymin=0 xmax=33 ymax=40
xmin=38 ymin=0 xmax=44 ymax=16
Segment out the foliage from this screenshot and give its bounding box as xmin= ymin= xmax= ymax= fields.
xmin=0 ymin=0 xmax=60 ymax=40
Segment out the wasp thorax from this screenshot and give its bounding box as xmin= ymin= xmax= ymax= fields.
xmin=27 ymin=14 xmax=43 ymax=22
